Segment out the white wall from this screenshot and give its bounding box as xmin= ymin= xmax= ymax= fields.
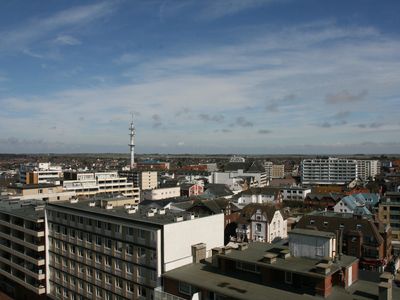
xmin=163 ymin=214 xmax=224 ymax=272
xmin=289 ymin=234 xmax=335 ymax=259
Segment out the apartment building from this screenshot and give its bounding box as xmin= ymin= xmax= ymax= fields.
xmin=63 ymin=171 xmax=140 ymax=201
xmin=237 ymin=187 xmax=282 ymax=205
xmin=19 ymin=163 xmax=63 ymax=185
xmin=46 ymin=199 xmax=223 ymax=300
xmin=357 ymin=160 xmax=380 ymax=181
xmin=264 ymin=162 xmax=285 ymax=179
xmin=119 ymin=170 xmax=158 ymax=191
xmin=162 ymin=229 xmax=359 ymax=299
xmin=0 ymin=200 xmax=46 ymax=300
xmin=236 ymin=203 xmax=287 ymax=243
xmin=296 ymin=211 xmax=392 ymax=270
xmin=280 ymin=187 xmax=311 ymax=201
xmin=379 ymin=192 xmax=400 ymax=254
xmin=6 ymin=183 xmax=75 ymax=202
xmin=301 ymin=158 xmax=357 ymax=185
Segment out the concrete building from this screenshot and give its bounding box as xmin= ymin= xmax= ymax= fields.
xmin=296 ymin=211 xmax=392 ymax=270
xmin=357 ymin=160 xmax=380 ymax=181
xmin=119 ymin=170 xmax=158 ymax=191
xmin=161 ymin=230 xmax=360 ymax=299
xmin=19 ymin=163 xmax=63 ymax=185
xmin=379 ymin=192 xmax=400 ymax=254
xmin=46 ymin=199 xmax=223 ymax=300
xmin=63 ymin=171 xmax=140 ymax=201
xmin=237 ymin=187 xmax=282 ymax=205
xmin=280 ymin=187 xmax=311 ymax=201
xmin=143 ymin=187 xmax=181 ymax=201
xmin=301 ymin=158 xmax=358 ymax=185
xmin=6 ymin=183 xmax=75 ymax=202
xmin=236 ymin=204 xmax=287 ymax=243
xmin=211 ymin=160 xmax=267 ymax=191
xmin=264 ymin=162 xmax=285 ymax=179
xmin=0 ymin=200 xmax=46 ymax=299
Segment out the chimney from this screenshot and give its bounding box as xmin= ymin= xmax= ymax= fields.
xmin=263 ymin=252 xmax=277 ymax=264
xmin=315 ymin=263 xmax=331 ymax=275
xmin=192 ymin=243 xmax=206 ymax=263
xmin=379 ymin=272 xmax=393 ymax=300
xmin=211 ymin=247 xmax=222 ymax=267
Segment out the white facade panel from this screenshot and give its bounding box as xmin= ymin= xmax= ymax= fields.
xmin=163 ymin=214 xmax=224 ymax=272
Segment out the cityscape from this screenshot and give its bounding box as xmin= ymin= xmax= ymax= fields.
xmin=1 ymin=1 xmax=400 ymax=300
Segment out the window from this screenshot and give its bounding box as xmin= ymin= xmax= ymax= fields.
xmin=126 ymin=263 xmax=132 ymax=274
xmin=96 ymin=288 xmax=102 ymax=297
xmin=138 ymin=286 xmax=147 ymax=297
xmin=255 ymin=223 xmax=262 ymax=232
xmin=95 ymin=254 xmax=102 ymax=264
xmin=105 ymin=239 xmax=112 ymax=249
xmin=235 ymin=262 xmax=260 ymax=273
xmin=96 ymin=271 xmax=102 ymax=280
xmin=115 ymin=278 xmax=123 ymax=289
xmin=138 ymin=247 xmax=146 ymax=258
xmin=138 ymin=267 xmax=145 ymax=278
xmin=115 ymin=260 xmax=122 ymax=270
xmin=126 ymin=245 xmax=133 ymax=255
xmin=285 ymin=272 xmax=293 ymax=284
xmin=96 ymin=236 xmax=102 ymax=246
xmin=115 ymin=241 xmax=122 ymax=252
xmin=87 ymin=284 xmax=93 ymax=294
xmin=178 ymin=281 xmax=191 ymax=295
xmin=105 ymin=256 xmax=111 ymax=266
xmin=127 ymin=282 xmax=134 ymax=292
xmin=96 ymin=220 xmax=102 ymax=229
xmin=105 ymin=275 xmax=112 ymax=284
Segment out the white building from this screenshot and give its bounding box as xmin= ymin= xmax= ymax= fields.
xmin=19 ymin=163 xmax=63 ymax=185
xmin=143 ymin=187 xmax=181 ymax=201
xmin=63 ymin=171 xmax=140 ymax=201
xmin=237 ymin=187 xmax=282 ymax=205
xmin=7 ymin=183 xmax=75 ymax=202
xmin=289 ymin=228 xmax=337 ymax=260
xmin=280 ymin=187 xmax=311 ymax=201
xmin=357 ymin=160 xmax=380 ymax=181
xmin=46 ymin=199 xmax=223 ymax=300
xmin=301 ymin=157 xmax=358 ymax=185
xmin=236 ymin=204 xmax=287 ymax=243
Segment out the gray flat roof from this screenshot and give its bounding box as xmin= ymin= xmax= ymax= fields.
xmin=0 ymin=200 xmax=45 ymax=221
xmin=219 ymin=242 xmax=356 ymax=278
xmin=163 ymin=261 xmax=389 ymax=300
xmin=289 ymin=228 xmax=336 ymax=239
xmin=48 ymin=199 xmax=220 ymax=226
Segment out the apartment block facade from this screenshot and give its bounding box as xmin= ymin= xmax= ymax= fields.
xmin=301 ymin=158 xmax=358 ymax=185
xmin=379 ymin=192 xmax=400 ymax=254
xmin=19 ymin=163 xmax=63 ymax=185
xmin=46 ymin=199 xmax=223 ymax=300
xmin=0 ymin=200 xmax=46 ymax=299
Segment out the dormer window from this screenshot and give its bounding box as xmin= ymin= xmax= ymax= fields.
xmin=310 ymin=220 xmax=315 ymax=225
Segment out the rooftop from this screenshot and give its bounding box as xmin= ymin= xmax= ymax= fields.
xmin=0 ymin=199 xmax=45 ymax=221
xmin=48 ymin=198 xmax=220 ymax=226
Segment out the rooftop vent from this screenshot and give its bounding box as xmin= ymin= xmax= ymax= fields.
xmin=237 ymin=243 xmax=248 ymax=251
xmin=147 ymin=211 xmax=155 ymax=217
xmin=124 ymin=204 xmax=132 ymax=209
xmin=263 ymin=252 xmax=278 ymax=264
xmin=34 ymin=205 xmax=45 ymax=211
xmin=126 ymin=207 xmax=138 ymax=214
xmin=105 ymin=203 xmax=113 ymax=210
xmin=315 ymin=263 xmax=331 ymax=275
xmin=279 ymin=249 xmax=290 ymax=259
xmin=88 ymin=201 xmax=96 ymax=207
xmin=174 ymin=216 xmax=184 ymax=222
xmin=158 ymin=208 xmax=166 ymax=215
xmin=185 ymin=213 xmax=195 ymax=220
xmin=70 ymin=198 xmax=79 ymax=204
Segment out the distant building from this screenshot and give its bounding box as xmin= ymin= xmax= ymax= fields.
xmin=236 ymin=203 xmax=287 ymax=243
xmin=6 ymin=183 xmax=75 ymax=202
xmin=333 ymin=194 xmax=379 ymax=215
xmin=237 ymin=187 xmax=282 ymax=205
xmin=304 ymin=193 xmax=344 ymax=210
xmin=136 ymin=160 xmax=170 ymax=170
xmin=211 ymin=160 xmax=267 ymax=190
xmin=280 ymin=186 xmax=311 ymax=201
xmin=143 ymin=187 xmax=181 ymax=201
xmin=63 ymin=171 xmax=140 ymax=201
xmin=119 ymin=170 xmax=158 ymax=190
xmin=179 ymin=183 xmax=203 ymax=197
xmin=356 ymin=160 xmax=380 ymax=181
xmin=301 ymin=158 xmax=357 ymax=185
xmin=19 ymin=163 xmax=63 ymax=185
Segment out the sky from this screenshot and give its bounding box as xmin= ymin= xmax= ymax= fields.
xmin=0 ymin=0 xmax=399 ymax=154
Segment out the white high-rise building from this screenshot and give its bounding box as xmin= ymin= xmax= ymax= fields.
xmin=301 ymin=157 xmax=358 ymax=185
xmin=356 ymin=160 xmax=380 ymax=181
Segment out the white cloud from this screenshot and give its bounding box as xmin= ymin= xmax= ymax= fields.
xmin=0 ymin=1 xmax=115 ymax=52
xmin=54 ymin=35 xmax=81 ymax=46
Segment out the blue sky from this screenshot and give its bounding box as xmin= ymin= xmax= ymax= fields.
xmin=0 ymin=0 xmax=399 ymax=154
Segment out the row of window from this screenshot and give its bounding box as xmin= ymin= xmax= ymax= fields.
xmin=50 ymin=239 xmax=156 ymax=266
